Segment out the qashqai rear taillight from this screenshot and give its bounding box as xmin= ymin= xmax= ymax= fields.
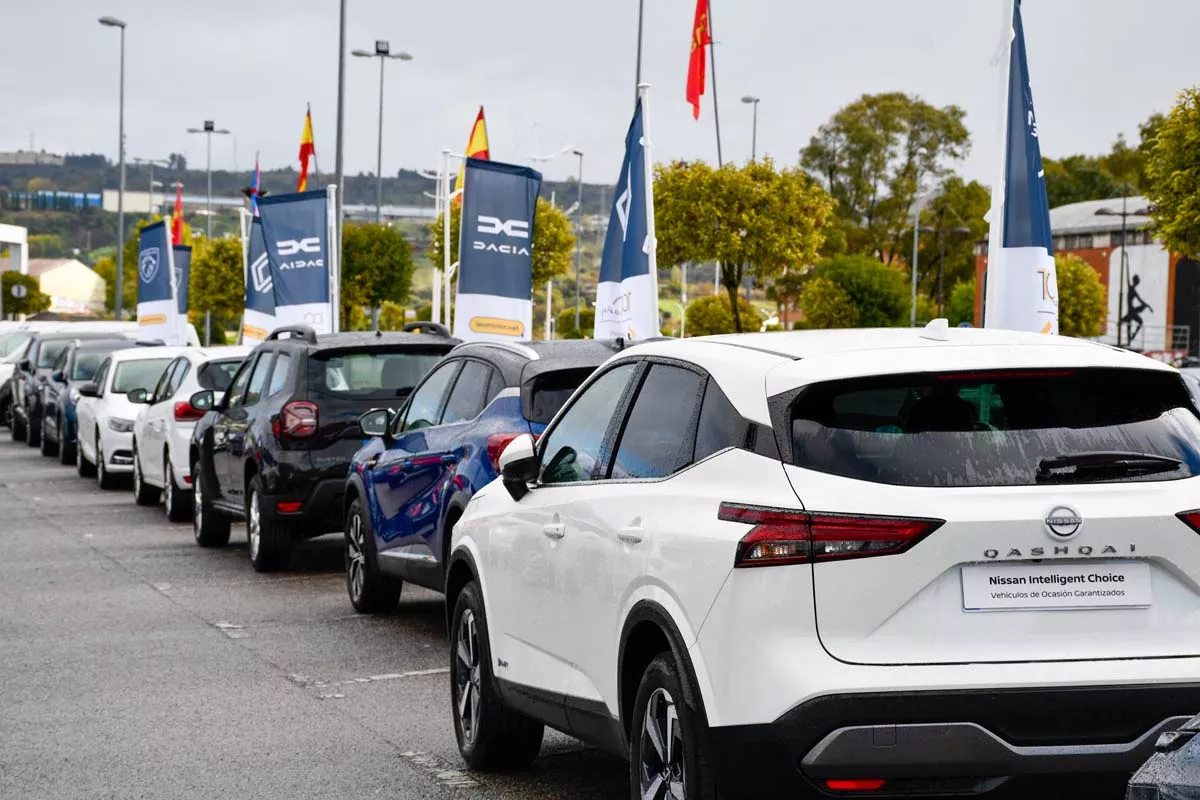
xmin=276 ymin=401 xmax=318 ymax=439
xmin=719 ymin=503 xmax=943 ymax=567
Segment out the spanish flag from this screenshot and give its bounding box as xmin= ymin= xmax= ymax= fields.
xmin=453 ymin=107 xmax=490 ymax=203
xmin=297 ymin=106 xmax=316 ymax=192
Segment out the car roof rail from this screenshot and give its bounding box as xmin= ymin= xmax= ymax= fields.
xmin=267 ymin=325 xmax=319 ymax=344
xmin=402 ymin=321 xmax=452 ymax=337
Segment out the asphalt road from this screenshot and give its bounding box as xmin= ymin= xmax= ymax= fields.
xmin=0 ymin=435 xmax=1131 ymax=800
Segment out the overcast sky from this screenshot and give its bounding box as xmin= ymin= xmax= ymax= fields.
xmin=3 ymin=0 xmax=1198 ymax=188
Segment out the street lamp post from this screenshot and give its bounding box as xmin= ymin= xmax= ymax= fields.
xmin=186 ymin=121 xmax=231 ymax=240
xmin=741 ymin=96 xmax=760 ymax=161
xmin=572 ymin=150 xmax=584 ymax=330
xmin=98 ymin=15 xmax=127 ymax=319
xmin=352 ymin=42 xmax=413 ymax=225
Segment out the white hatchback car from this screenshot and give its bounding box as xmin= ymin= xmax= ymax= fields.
xmin=446 ymin=323 xmax=1200 ymax=799
xmin=129 ymin=346 xmax=252 ymax=520
xmin=75 ymin=347 xmax=187 ymax=489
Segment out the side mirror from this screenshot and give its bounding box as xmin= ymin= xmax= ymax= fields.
xmin=190 ymin=390 xmax=216 ymax=412
xmin=51 ymin=370 xmax=65 ymax=383
xmin=499 ymin=433 xmax=538 ymax=501
xmin=77 ymin=381 xmax=99 ymax=399
xmin=127 ymin=388 xmax=150 ymax=404
xmin=358 ymin=408 xmax=393 ymax=439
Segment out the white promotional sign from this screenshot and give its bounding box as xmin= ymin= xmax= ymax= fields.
xmin=961 ymin=561 xmax=1152 ymax=612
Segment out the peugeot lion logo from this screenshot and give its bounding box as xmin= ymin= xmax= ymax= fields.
xmin=1044 ymin=506 xmax=1083 ymax=539
xmin=138 ymin=248 xmax=160 ymax=283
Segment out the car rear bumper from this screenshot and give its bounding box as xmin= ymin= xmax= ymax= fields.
xmin=259 ymin=476 xmax=344 ymax=535
xmin=706 ymin=683 xmax=1200 ymax=798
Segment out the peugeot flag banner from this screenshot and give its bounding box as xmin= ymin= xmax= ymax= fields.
xmin=241 ymin=218 xmax=276 ymax=343
xmin=454 ymin=158 xmax=541 ymax=342
xmin=594 ymin=95 xmax=659 ymax=341
xmin=257 ymin=189 xmax=333 ymax=334
xmin=173 ymin=244 xmax=192 ymax=343
xmin=136 ymin=220 xmax=182 ymax=344
xmin=983 ymin=0 xmax=1057 ymax=334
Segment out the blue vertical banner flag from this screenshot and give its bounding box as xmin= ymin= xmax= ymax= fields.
xmin=453 ymin=158 xmax=541 ymax=342
xmin=257 ymin=190 xmax=333 ymax=334
xmin=594 ymin=94 xmax=659 ymax=341
xmin=172 ymin=244 xmax=192 ymax=343
xmin=241 ymin=216 xmax=276 ymax=343
xmin=136 ymin=220 xmax=183 ymax=344
xmin=983 ymin=0 xmax=1057 ymax=334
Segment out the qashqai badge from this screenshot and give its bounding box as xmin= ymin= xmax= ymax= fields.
xmin=1045 ymin=506 xmax=1083 ymax=539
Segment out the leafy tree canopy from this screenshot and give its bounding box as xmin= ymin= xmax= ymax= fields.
xmin=806 ymin=254 xmax=910 ymax=328
xmin=684 ymin=295 xmax=760 ymax=337
xmin=1055 ymin=254 xmax=1106 ymax=338
xmin=1145 ymin=88 xmax=1200 ymax=257
xmin=1 ymin=272 xmax=51 ymax=317
xmin=799 ymin=277 xmax=859 ymax=329
xmin=342 ymin=222 xmax=415 ymax=309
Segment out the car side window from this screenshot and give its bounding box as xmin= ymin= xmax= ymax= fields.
xmin=152 ymin=359 xmax=179 ymax=404
xmin=538 ymin=362 xmax=639 ymax=485
xmin=168 ymin=361 xmax=191 ymax=397
xmin=486 ymin=368 xmax=506 ymax=404
xmin=93 ymin=359 xmax=111 ymax=395
xmin=267 ymin=352 xmax=292 ymax=397
xmin=224 ymin=355 xmax=258 ymax=410
xmin=401 ymin=361 xmax=460 ymax=432
xmin=693 ymin=379 xmax=746 ymax=463
xmin=441 ymin=361 xmax=492 ymax=424
xmin=610 ymin=364 xmax=705 ymax=480
xmin=242 ymin=353 xmax=274 ymax=407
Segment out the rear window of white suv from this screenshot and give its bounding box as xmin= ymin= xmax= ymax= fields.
xmin=789 ymin=367 xmax=1200 ymax=487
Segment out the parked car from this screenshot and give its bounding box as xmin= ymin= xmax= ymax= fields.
xmin=128 ymin=346 xmax=252 ymax=521
xmin=0 ymin=332 xmax=34 ymax=428
xmin=9 ymin=329 xmax=135 ymax=445
xmin=445 ymin=324 xmax=1200 ymax=797
xmin=39 ymin=339 xmax=135 ymax=463
xmin=343 ymin=340 xmax=618 ymax=612
xmin=188 ymin=324 xmax=457 ymax=572
xmin=1127 ymin=713 xmax=1200 ymax=799
xmin=75 ymin=347 xmax=186 ymax=489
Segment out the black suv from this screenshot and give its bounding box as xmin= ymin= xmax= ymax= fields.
xmin=188 ymin=324 xmax=457 ymax=572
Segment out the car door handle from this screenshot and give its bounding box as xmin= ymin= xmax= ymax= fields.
xmin=543 ymin=523 xmax=566 ymax=540
xmin=618 ymin=527 xmax=644 ymax=545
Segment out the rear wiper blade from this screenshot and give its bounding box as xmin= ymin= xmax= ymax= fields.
xmin=1036 ymin=452 xmax=1183 ymax=483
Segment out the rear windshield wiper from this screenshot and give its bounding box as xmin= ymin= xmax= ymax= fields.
xmin=1036 ymin=452 xmax=1183 ymax=484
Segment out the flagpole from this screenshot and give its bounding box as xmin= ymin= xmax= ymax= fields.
xmin=327 ymin=184 xmax=340 ymax=332
xmin=983 ymin=0 xmax=1016 ymax=328
xmin=238 ymin=207 xmax=250 ymax=345
xmin=707 ymin=1 xmax=724 ymax=166
xmin=634 ymin=0 xmax=645 ymax=105
xmin=638 ymin=83 xmax=659 ymax=336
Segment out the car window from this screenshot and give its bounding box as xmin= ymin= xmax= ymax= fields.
xmin=53 ymin=348 xmax=70 ymax=374
xmin=610 ymin=365 xmax=705 ymax=480
xmin=170 ymin=361 xmax=192 ymax=396
xmin=401 ymin=361 xmax=460 ymax=432
xmin=112 ymin=358 xmax=174 ymax=395
xmin=25 ymin=340 xmax=41 ymax=369
xmin=524 ymin=367 xmax=597 ymax=425
xmin=242 ymin=353 xmax=274 ymax=406
xmin=198 ymin=359 xmax=245 ymax=391
xmin=539 ymin=363 xmax=638 ymax=485
xmin=310 ymin=349 xmax=445 ymax=400
xmin=693 ymin=379 xmax=746 ymax=462
xmin=151 ymin=360 xmax=178 ymax=403
xmin=224 ymin=355 xmax=258 ymax=410
xmin=267 ymin=352 xmax=292 ymax=397
xmin=38 ymin=341 xmax=72 ymax=368
xmin=72 ymin=351 xmax=110 ymax=382
xmin=92 ymin=359 xmax=111 ymax=392
xmin=487 ymin=369 xmax=506 ymax=404
xmin=441 ymin=361 xmax=492 ymax=424
xmin=0 ymin=333 xmax=32 ymax=358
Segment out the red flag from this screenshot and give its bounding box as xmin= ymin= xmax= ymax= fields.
xmin=686 ymin=0 xmax=712 ymax=119
xmin=171 ymin=183 xmax=183 ymax=245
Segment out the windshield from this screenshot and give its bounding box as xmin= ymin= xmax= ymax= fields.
xmin=309 ymin=349 xmax=445 ymax=400
xmin=789 ymin=368 xmax=1200 ymax=487
xmin=0 ymin=333 xmax=32 ymax=358
xmin=197 ymin=359 xmax=244 ymax=391
xmin=38 ymin=341 xmax=72 ymax=368
xmin=112 ymin=359 xmax=173 ymax=394
xmin=72 ymin=351 xmax=113 ymax=381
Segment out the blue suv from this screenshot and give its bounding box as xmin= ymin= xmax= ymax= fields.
xmin=343 ymin=340 xmax=617 ymax=612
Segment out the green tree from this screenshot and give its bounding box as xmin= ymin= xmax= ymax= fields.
xmin=341 ymin=222 xmax=415 ymax=318
xmin=189 ymin=237 xmax=244 ymax=324
xmin=912 ymin=177 xmax=990 ymax=302
xmin=656 ymin=158 xmax=834 ymax=332
xmin=801 ymin=92 xmax=971 ymax=262
xmin=428 ymin=196 xmax=575 ymax=287
xmin=27 ymin=234 xmax=66 ymax=258
xmin=684 ymin=294 xmax=759 ymax=337
xmin=799 ymin=278 xmax=859 ymax=329
xmin=555 ymin=306 xmax=595 ymax=339
xmin=1 ymin=272 xmax=51 ymax=318
xmin=1145 ymin=87 xmax=1200 ymax=257
xmin=378 ymin=301 xmax=412 ymax=330
xmin=947 ymin=279 xmax=976 ymax=327
xmin=808 ymin=254 xmax=909 ymax=327
xmin=1055 ymin=254 xmax=1106 ymax=338
xmin=1043 ymin=154 xmax=1122 ymax=208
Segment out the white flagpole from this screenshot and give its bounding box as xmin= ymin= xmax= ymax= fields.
xmin=983 ymin=0 xmax=1016 ymax=328
xmin=165 ymin=231 xmax=180 ymax=344
xmin=443 ymin=150 xmax=464 ymax=331
xmin=637 ymin=82 xmax=658 ymax=335
xmin=327 ymin=184 xmax=340 ymax=332
xmin=238 ymin=207 xmax=250 ymax=344
xmin=545 ymin=279 xmax=553 ymax=340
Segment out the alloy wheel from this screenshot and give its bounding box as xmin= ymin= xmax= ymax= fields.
xmin=248 ymin=490 xmax=261 ymax=561
xmin=347 ymin=512 xmax=366 ymax=602
xmin=193 ymin=468 xmax=203 ymax=530
xmin=639 ymin=688 xmax=685 ymax=800
xmin=96 ymin=439 xmax=105 ymax=483
xmin=132 ymin=447 xmax=142 ymax=493
xmin=454 ymin=609 xmax=481 ymax=747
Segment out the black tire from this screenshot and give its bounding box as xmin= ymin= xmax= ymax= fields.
xmin=96 ymin=436 xmax=121 ymax=490
xmin=192 ymin=461 xmax=231 ymax=546
xmin=58 ymin=416 xmax=74 ymax=465
xmin=10 ymin=410 xmax=26 ymax=442
xmin=0 ymin=397 xmax=10 ymax=430
xmin=132 ymin=443 xmax=161 ymax=506
xmin=76 ymin=431 xmax=95 ymax=477
xmin=344 ymin=496 xmax=401 ymax=613
xmin=39 ymin=414 xmax=57 ymax=457
xmin=451 ymin=581 xmax=544 ymax=771
xmin=164 ymin=455 xmax=191 ymax=523
xmin=628 ymin=654 xmax=719 ymax=800
xmin=247 ymin=475 xmax=292 ymax=572
xmin=25 ymin=408 xmax=41 ymax=447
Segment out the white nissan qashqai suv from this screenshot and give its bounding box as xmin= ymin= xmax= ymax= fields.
xmin=445 ymin=322 xmax=1200 ymax=799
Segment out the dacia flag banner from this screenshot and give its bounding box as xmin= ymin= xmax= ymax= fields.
xmin=241 ymin=218 xmax=276 ymax=343
xmin=136 ymin=220 xmax=183 ymax=344
xmin=454 ymin=158 xmax=541 ymax=342
xmin=173 ymin=245 xmax=191 ymax=343
xmin=984 ymin=0 xmax=1057 ymax=334
xmin=257 ymin=190 xmax=332 ymax=334
xmin=595 ymin=98 xmax=658 ymax=341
